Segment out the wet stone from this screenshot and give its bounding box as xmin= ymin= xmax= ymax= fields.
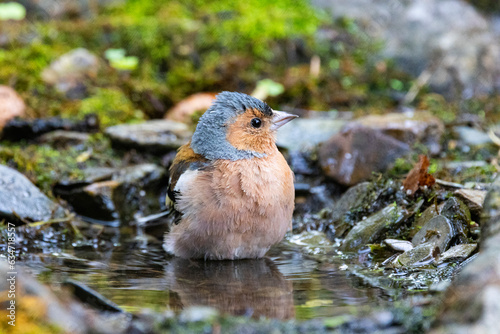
xmin=438 ymin=244 xmax=477 ymax=264
xmin=384 ymin=239 xmax=413 ymax=252
xmin=318 ymin=127 xmax=410 ymax=186
xmin=412 ymin=215 xmax=456 ymax=252
xmin=440 ymin=197 xmax=471 ymax=243
xmin=394 ymin=242 xmax=439 ymax=268
xmin=0 ymin=164 xmax=64 ymax=224
xmin=410 ymin=203 xmax=442 ymax=237
xmin=53 ymin=163 xmax=167 ymax=224
xmin=105 ymin=120 xmax=192 ymax=153
xmin=340 ymin=204 xmax=406 ymax=252
xmin=331 ymin=182 xmax=372 ymax=223
xmin=288 ymin=230 xmax=334 ymax=255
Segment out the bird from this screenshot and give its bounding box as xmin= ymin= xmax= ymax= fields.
xmin=164 ymin=91 xmax=298 ymax=260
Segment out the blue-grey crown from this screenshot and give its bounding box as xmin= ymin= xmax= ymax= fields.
xmin=191 ymin=91 xmax=271 ymax=161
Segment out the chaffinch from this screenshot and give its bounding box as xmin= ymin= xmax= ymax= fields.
xmin=164 ymin=91 xmax=298 ymax=260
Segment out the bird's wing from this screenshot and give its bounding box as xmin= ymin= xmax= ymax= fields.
xmin=167 ymin=142 xmax=210 ymax=207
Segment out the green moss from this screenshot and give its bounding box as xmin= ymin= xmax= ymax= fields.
xmin=79 ymin=88 xmax=144 ymax=127
xmin=0 ymin=134 xmax=121 ymax=196
xmin=0 ymin=0 xmax=417 ymax=120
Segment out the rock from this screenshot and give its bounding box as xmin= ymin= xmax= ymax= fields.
xmin=0 ymin=165 xmax=64 ymax=224
xmin=431 ymin=176 xmax=500 ymax=332
xmin=431 ymin=236 xmax=500 ymax=333
xmin=179 ymin=306 xmax=219 ymax=323
xmin=165 ymin=92 xmax=216 ymax=124
xmin=105 ymin=120 xmax=192 ymax=153
xmin=0 ymin=260 xmax=89 ymax=333
xmin=0 ymin=85 xmax=25 ymax=129
xmin=410 ymin=203 xmax=444 ymax=238
xmin=455 ymin=189 xmax=487 ymax=219
xmin=481 ymin=175 xmax=500 ymax=245
xmin=288 ymin=230 xmax=334 ymax=255
xmin=17 ymin=0 xmax=124 ymax=19
xmin=384 ymin=239 xmax=414 ymax=252
xmin=330 ymin=182 xmax=372 ymax=223
xmin=313 ymin=0 xmax=500 ymax=98
xmin=341 ymin=204 xmax=406 ymax=252
xmin=345 ymin=111 xmax=444 ymax=155
xmin=438 ymin=244 xmax=477 ymax=264
xmin=318 ymin=127 xmax=410 ymax=186
xmin=453 ymin=126 xmax=492 ymax=146
xmin=53 ymin=164 xmax=167 ymax=224
xmin=412 ymin=215 xmax=456 ymax=252
xmin=394 ymin=242 xmax=439 ymax=268
xmin=440 ymin=197 xmax=471 ymax=242
xmin=1 ymin=114 xmax=99 ymax=141
xmin=39 ymin=130 xmax=91 ymax=148
xmin=276 ymin=116 xmax=347 ymax=153
xmin=42 ymin=48 xmax=99 ymax=97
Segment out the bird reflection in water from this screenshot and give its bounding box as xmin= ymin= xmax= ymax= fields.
xmin=164 ymin=257 xmax=294 ymax=319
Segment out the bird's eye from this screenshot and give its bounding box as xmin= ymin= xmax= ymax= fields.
xmin=251 ymin=118 xmax=262 ymax=128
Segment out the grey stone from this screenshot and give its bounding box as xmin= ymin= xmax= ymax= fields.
xmin=53 ymin=163 xmax=167 ymax=224
xmin=0 ymin=164 xmax=64 ymax=224
xmin=441 ymin=197 xmax=471 ymax=243
xmin=481 ymin=175 xmax=500 ymax=245
xmin=412 ymin=215 xmax=456 ymax=252
xmin=394 ymin=242 xmax=439 ymax=268
xmin=288 ymin=230 xmax=334 ymax=255
xmin=384 ymin=239 xmax=414 ymax=252
xmin=42 ymin=48 xmax=99 ymax=96
xmin=276 ymin=117 xmax=346 ymax=153
xmin=438 ymin=244 xmax=477 ymax=264
xmin=313 ymin=0 xmax=500 ymax=98
xmin=318 ymin=127 xmax=410 ymax=186
xmin=39 ymin=130 xmax=91 ymax=148
xmin=105 ymin=120 xmax=192 ymax=153
xmin=431 ymin=176 xmax=500 ymax=332
xmin=410 ymin=203 xmax=444 ymax=238
xmin=454 ymin=126 xmax=492 ymax=146
xmin=341 ymin=204 xmax=406 ymax=252
xmin=330 ymin=182 xmax=372 ymax=223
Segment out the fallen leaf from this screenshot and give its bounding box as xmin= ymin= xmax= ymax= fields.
xmin=402 ymin=155 xmax=435 ymax=195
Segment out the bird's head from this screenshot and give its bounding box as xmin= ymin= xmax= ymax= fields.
xmin=191 ymin=91 xmax=297 ymax=161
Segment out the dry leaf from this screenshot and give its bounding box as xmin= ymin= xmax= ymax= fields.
xmin=402 ymin=155 xmax=435 ymax=195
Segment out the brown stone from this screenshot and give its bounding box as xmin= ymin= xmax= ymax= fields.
xmin=165 ymin=92 xmax=216 ymax=124
xmin=0 ymin=85 xmax=25 ymax=129
xmin=344 ymin=111 xmax=444 ymax=154
xmin=318 ymin=127 xmax=410 ymax=186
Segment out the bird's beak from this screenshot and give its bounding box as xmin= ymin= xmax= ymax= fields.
xmin=270 ymin=110 xmax=299 ymax=131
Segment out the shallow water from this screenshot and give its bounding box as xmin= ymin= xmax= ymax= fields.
xmin=15 ymin=228 xmax=396 ymax=320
